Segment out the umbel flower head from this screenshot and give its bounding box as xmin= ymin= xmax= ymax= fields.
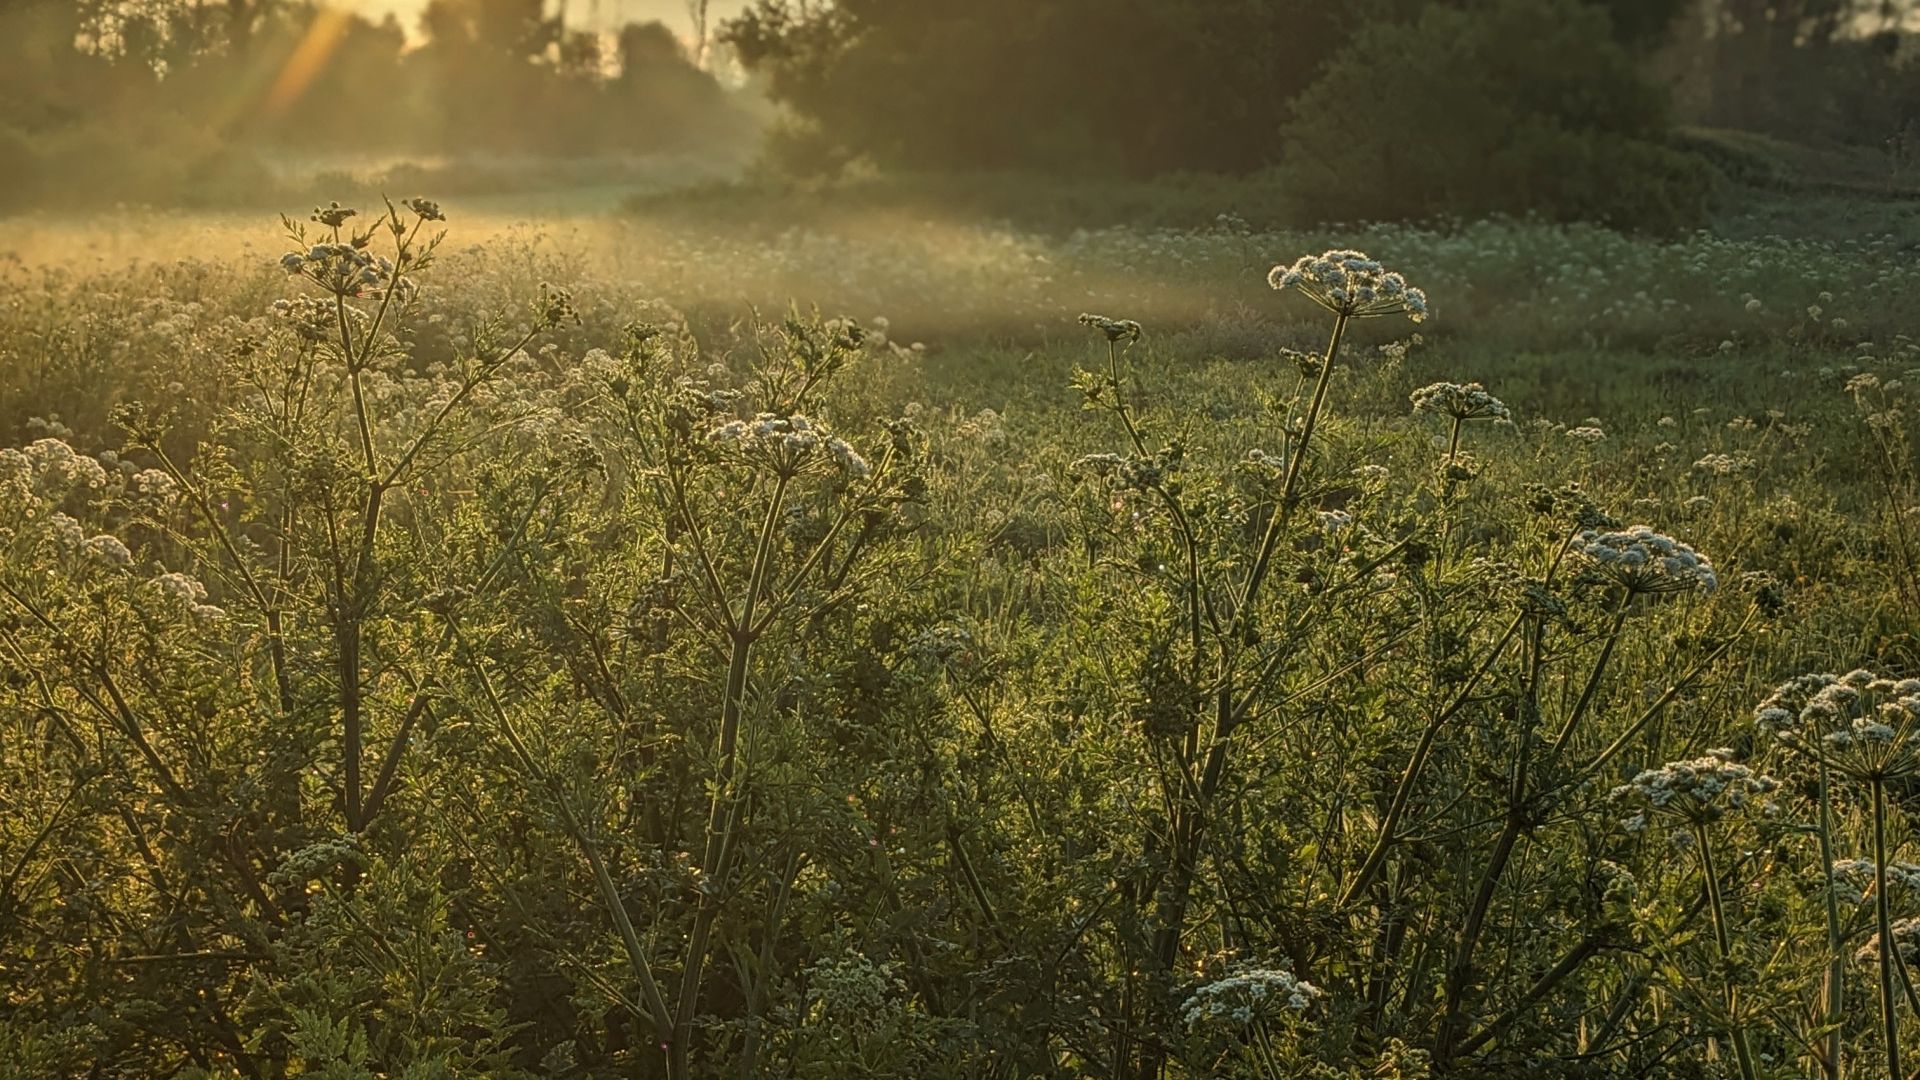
xmin=1181 ymin=963 xmax=1324 ymax=1031
xmin=1754 ymin=669 xmax=1920 ymax=780
xmin=1410 ymin=381 xmax=1510 ymax=422
xmin=1268 ymin=250 xmax=1429 ymax=322
xmin=1078 ymin=313 xmax=1142 ymax=344
xmin=707 ymin=413 xmax=872 ymax=480
xmin=310 ymin=201 xmax=358 ymax=229
xmin=1572 ymin=525 xmax=1717 ymax=595
xmin=1856 ymin=916 xmax=1920 ymax=966
xmin=280 ymin=242 xmax=396 ymax=298
xmin=1830 ymin=858 xmax=1920 ymax=905
xmin=1612 ymin=748 xmax=1781 ymax=830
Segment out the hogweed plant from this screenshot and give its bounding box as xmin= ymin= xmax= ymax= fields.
xmin=1612 ymin=749 xmax=1783 ymax=1080
xmin=1758 ymin=671 xmax=1920 ymax=1080
xmin=1179 ymin=963 xmax=1324 ymax=1078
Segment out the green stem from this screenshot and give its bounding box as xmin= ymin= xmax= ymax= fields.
xmin=1698 ymin=823 xmax=1759 ymax=1080
xmin=1817 ymin=749 xmax=1846 ymax=1080
xmin=1237 ymin=311 xmax=1349 ymax=623
xmin=1875 ymin=776 xmax=1904 ymax=1080
xmin=1337 ymin=609 xmax=1526 ymax=907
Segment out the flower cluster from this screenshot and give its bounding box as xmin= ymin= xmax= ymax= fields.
xmin=1693 ymin=453 xmax=1753 ymax=476
xmin=14 ymin=437 xmax=109 ymax=494
xmin=1573 ymin=525 xmax=1718 ymax=595
xmin=1267 ymin=250 xmax=1428 ymax=321
xmin=1856 ymin=916 xmax=1920 ymax=966
xmin=1181 ymin=964 xmax=1324 ymax=1030
xmin=1830 ymin=858 xmax=1920 ymax=905
xmin=83 ymin=533 xmax=133 ymax=568
xmin=146 ymin=572 xmax=227 ymax=623
xmin=1410 ymin=381 xmax=1510 ymax=422
xmin=279 ymin=242 xmax=395 ymax=298
xmin=1073 ymin=451 xmax=1162 ymax=491
xmin=1613 ymin=748 xmax=1780 ymax=829
xmin=271 ymin=296 xmax=336 ymax=343
xmin=311 ymin=201 xmax=357 ymax=228
xmin=1755 ymin=670 xmax=1920 ymax=776
xmin=1078 ymin=312 xmax=1142 ymax=343
xmin=707 ymin=413 xmax=872 ymax=479
xmin=802 ymin=952 xmax=906 ymax=1036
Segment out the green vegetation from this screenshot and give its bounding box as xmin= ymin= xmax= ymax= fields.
xmin=9 ymin=0 xmax=1920 ymax=1073
xmin=4 ymin=192 xmax=1920 ymax=1077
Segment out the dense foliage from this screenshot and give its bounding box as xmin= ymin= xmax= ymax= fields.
xmin=720 ymin=0 xmax=1920 ymax=229
xmin=722 ymin=0 xmax=1348 ymax=176
xmin=5 ymin=197 xmax=1920 ymax=1078
xmin=1278 ymin=0 xmax=1717 ymax=233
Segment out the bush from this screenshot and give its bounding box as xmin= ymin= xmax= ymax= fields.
xmin=1279 ymin=0 xmax=1716 ymax=233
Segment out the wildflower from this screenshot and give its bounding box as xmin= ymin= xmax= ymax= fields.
xmin=1693 ymin=453 xmax=1753 ymax=476
xmin=1074 ymin=451 xmax=1162 ymax=491
xmin=131 ymin=468 xmax=179 ymax=503
xmin=1410 ymin=381 xmax=1510 ymax=422
xmin=149 ymin=572 xmax=206 ymax=606
xmin=46 ymin=512 xmax=84 ymax=550
xmin=1565 ymin=425 xmax=1607 ymax=444
xmin=1611 ymin=748 xmax=1780 ymax=826
xmin=1831 ymin=858 xmax=1920 ymax=905
xmin=1078 ymin=313 xmax=1142 ymax=343
xmin=1572 ymin=525 xmax=1717 ymax=594
xmin=84 ymin=534 xmax=133 ymax=568
xmin=311 ymin=201 xmax=358 ymax=228
xmin=1314 ymin=509 xmax=1353 ymax=534
xmin=271 ymin=296 xmax=334 ymax=342
xmin=1856 ymin=917 xmax=1920 ymax=966
xmin=1268 ymin=250 xmax=1428 ymax=322
xmin=1181 ymin=964 xmax=1323 ymax=1030
xmin=1278 ymin=347 xmax=1323 ymax=379
xmin=1754 ymin=670 xmax=1920 ymax=780
xmin=707 ymin=413 xmax=870 ymax=480
xmin=281 ymin=242 xmax=393 ymax=297
xmin=403 ymin=197 xmax=445 ymax=222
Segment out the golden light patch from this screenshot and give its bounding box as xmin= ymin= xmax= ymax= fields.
xmin=264 ymin=8 xmax=355 ymax=116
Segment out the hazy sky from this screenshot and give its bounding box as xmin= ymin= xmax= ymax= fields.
xmin=347 ymin=0 xmax=751 ymax=35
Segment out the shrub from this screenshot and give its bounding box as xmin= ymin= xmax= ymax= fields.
xmin=1279 ymin=0 xmax=1716 ymax=233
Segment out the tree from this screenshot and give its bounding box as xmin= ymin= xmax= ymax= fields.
xmin=1279 ymin=0 xmax=1714 ymax=231
xmin=723 ymin=0 xmax=1353 ymax=176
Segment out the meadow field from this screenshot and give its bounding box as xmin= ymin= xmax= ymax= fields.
xmin=6 ymin=181 xmax=1920 ymax=1079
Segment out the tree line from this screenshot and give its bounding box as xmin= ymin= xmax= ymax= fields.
xmin=0 ymin=0 xmax=757 ymax=209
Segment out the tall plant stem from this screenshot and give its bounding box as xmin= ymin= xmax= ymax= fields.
xmin=1874 ymin=775 xmax=1904 ymax=1080
xmin=673 ymin=472 xmax=790 ymax=1075
xmin=1131 ymin=311 xmax=1345 ymax=1080
xmin=1817 ymin=750 xmax=1846 ymax=1080
xmin=1698 ymin=824 xmax=1760 ymax=1080
xmin=1337 ymin=610 xmax=1526 ymax=907
xmin=1435 ymin=578 xmax=1624 ymax=1063
xmin=1237 ymin=312 xmax=1348 ymax=623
